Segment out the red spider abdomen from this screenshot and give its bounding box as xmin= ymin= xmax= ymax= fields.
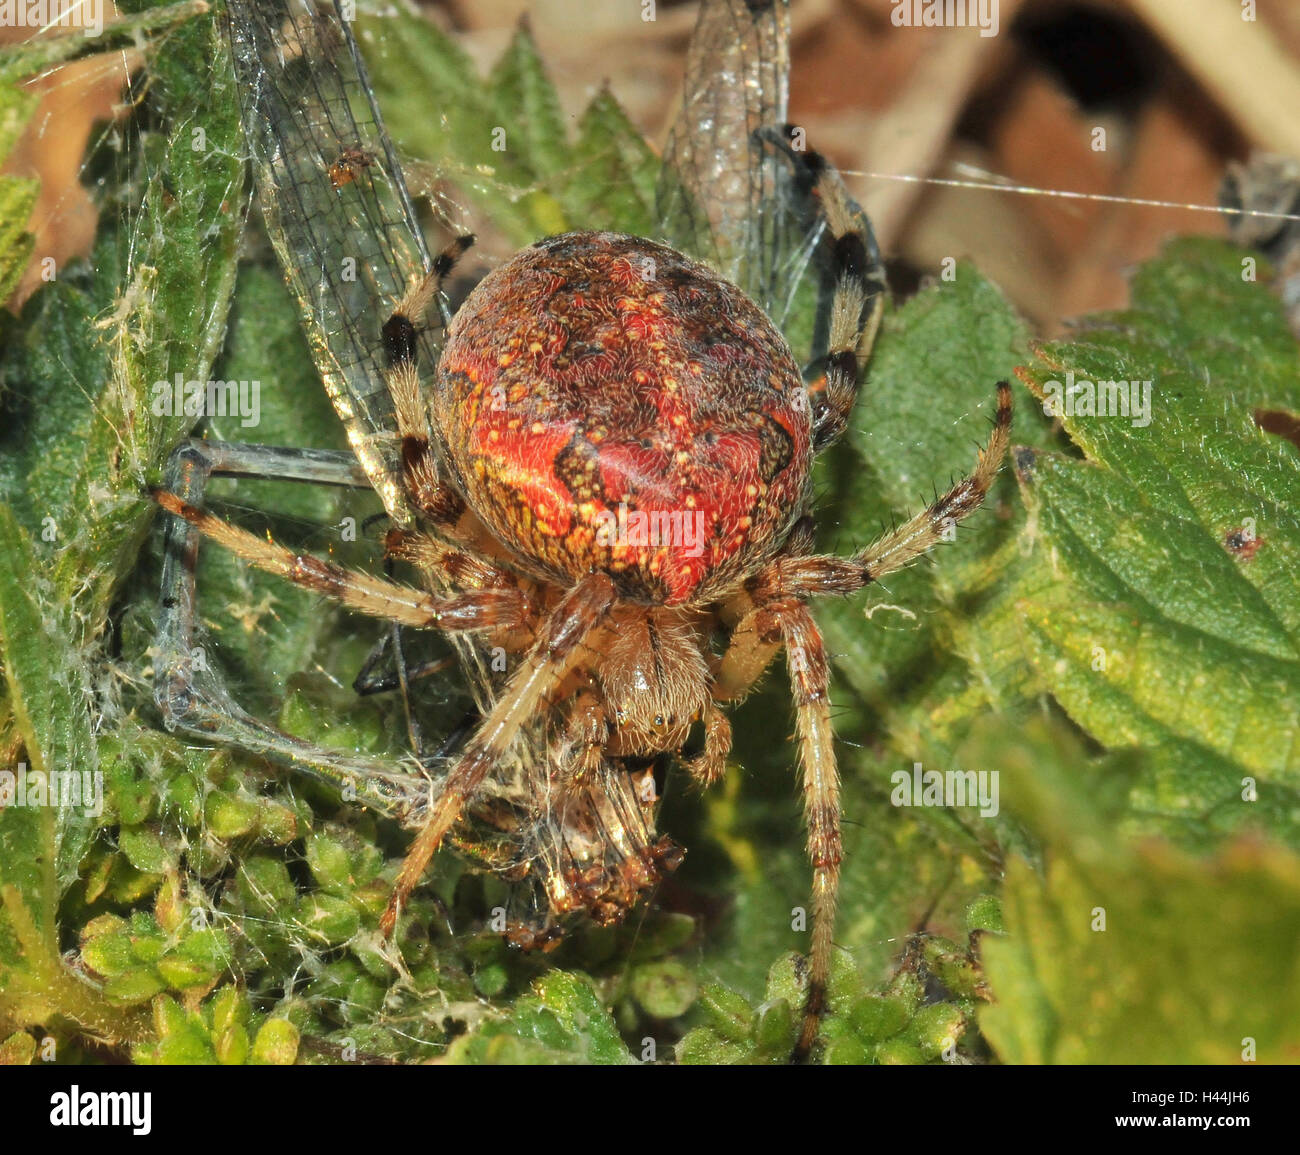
xmin=435 ymin=231 xmax=812 ymax=603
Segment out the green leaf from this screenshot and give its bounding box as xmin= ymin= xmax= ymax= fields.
xmin=361 ymin=9 xmax=557 ymax=245
xmin=981 ymin=841 xmax=1300 ymax=1063
xmin=0 ymin=506 xmax=97 ymax=941
xmin=0 ymin=4 xmax=246 ymax=637
xmin=293 ymin=894 xmax=360 ymax=947
xmin=565 ymin=88 xmax=660 ymax=235
xmin=0 ymin=1031 xmax=36 ymax=1065
xmin=104 ymin=969 xmax=167 ymax=1006
xmin=0 ymin=1 xmax=210 ymax=84
xmin=679 ymin=948 xmax=977 ymax=1065
xmin=447 ymin=972 xmax=634 ymax=1064
xmin=630 ymin=960 xmax=697 ymax=1020
xmin=360 ymin=6 xmax=657 ymax=249
xmin=1009 ymin=238 xmax=1300 ymax=831
xmin=488 ymin=21 xmax=568 ymax=181
xmin=0 ymin=175 xmax=37 ymax=303
xmin=249 ymin=1017 xmax=299 ymax=1065
xmin=119 ymin=828 xmax=168 ymax=875
xmin=80 ymin=916 xmax=134 ymax=978
xmin=135 ymin=996 xmax=216 ymax=1063
xmin=819 ymin=240 xmax=1300 ymax=856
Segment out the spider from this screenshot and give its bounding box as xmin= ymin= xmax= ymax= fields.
xmin=152 ymin=0 xmax=1010 ymax=1061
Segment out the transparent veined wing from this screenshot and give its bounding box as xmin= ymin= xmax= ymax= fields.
xmin=222 ymin=0 xmax=510 ymax=713
xmin=224 ymin=0 xmax=439 ymax=529
xmin=655 ymin=0 xmax=822 ymax=339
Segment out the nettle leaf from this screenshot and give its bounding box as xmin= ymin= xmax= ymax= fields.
xmin=0 ymin=174 xmax=37 ymax=303
xmin=0 ymin=0 xmax=244 ymax=1048
xmin=488 ymin=21 xmax=568 ymax=182
xmin=1011 ymin=238 xmax=1300 ymax=839
xmin=564 ymin=88 xmax=660 ymax=237
xmin=0 ymin=507 xmax=97 ymax=935
xmin=939 ymin=241 xmax=1300 ymax=1063
xmin=815 ymin=241 xmax=1299 ymax=852
xmin=0 ymin=7 xmax=245 ymax=636
xmin=359 ymin=7 xmax=656 ymax=250
xmin=0 ymin=52 xmax=39 ymax=158
xmin=0 ymin=2 xmax=210 ymax=85
xmin=980 ymin=829 xmax=1300 ymax=1064
xmin=681 ymin=944 xmax=985 ymax=1065
xmin=816 ymin=265 xmax=1040 ymax=714
xmin=0 ymin=508 xmax=147 ymax=1047
xmin=561 ymin=88 xmax=660 ymax=239
xmin=361 ymin=11 xmax=565 ymax=244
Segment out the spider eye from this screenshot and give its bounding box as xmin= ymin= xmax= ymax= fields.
xmin=654 ymin=714 xmax=665 ymax=727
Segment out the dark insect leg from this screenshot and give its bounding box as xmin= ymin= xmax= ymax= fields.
xmin=760 ymin=125 xmax=888 ymax=450
xmin=361 ymin=524 xmax=527 ymax=753
xmin=352 ymin=630 xmax=455 ymax=697
xmin=153 ymin=439 xmax=427 ymax=817
xmin=358 ymin=526 xmax=516 ymax=755
xmin=350 ymin=512 xmax=446 ymax=754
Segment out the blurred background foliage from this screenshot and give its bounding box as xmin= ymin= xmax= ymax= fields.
xmin=0 ymin=0 xmax=1297 ymax=1064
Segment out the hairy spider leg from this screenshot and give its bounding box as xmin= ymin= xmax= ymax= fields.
xmin=382 ymin=233 xmax=476 ymax=526
xmin=707 ymin=383 xmax=1011 ymax=1060
xmin=778 ymin=602 xmax=839 ymax=1061
xmin=683 ymin=702 xmax=733 ymax=788
xmin=152 ymin=488 xmax=526 ymax=631
xmin=775 ymin=382 xmax=1014 ymax=601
